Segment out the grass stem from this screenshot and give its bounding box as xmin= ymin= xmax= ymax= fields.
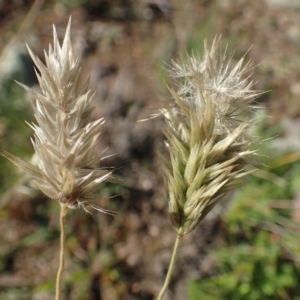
xmin=157 ymin=227 xmax=184 ymax=300
xmin=55 ymin=203 xmax=68 ymax=300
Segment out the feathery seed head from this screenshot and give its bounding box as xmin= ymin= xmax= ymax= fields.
xmin=162 ymin=38 xmax=259 ymax=235
xmin=2 ymin=18 xmax=111 ymax=213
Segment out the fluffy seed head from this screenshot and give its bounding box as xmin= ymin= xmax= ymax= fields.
xmin=161 ymin=38 xmax=259 ymax=235
xmin=2 ymin=18 xmax=111 ymax=213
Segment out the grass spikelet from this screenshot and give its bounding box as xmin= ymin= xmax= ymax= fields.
xmin=162 ymin=37 xmax=260 ymax=235
xmin=1 ymin=18 xmax=111 ymax=213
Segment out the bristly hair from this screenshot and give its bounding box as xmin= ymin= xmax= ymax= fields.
xmin=1 ymin=18 xmax=112 ymax=214
xmin=160 ymin=37 xmax=260 ymax=235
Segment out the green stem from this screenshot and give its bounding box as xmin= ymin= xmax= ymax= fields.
xmin=157 ymin=227 xmax=184 ymax=300
xmin=55 ymin=203 xmax=68 ymax=300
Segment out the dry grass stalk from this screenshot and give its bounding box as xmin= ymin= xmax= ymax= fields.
xmin=1 ymin=18 xmax=113 ymax=300
xmin=157 ymin=38 xmax=260 ymax=299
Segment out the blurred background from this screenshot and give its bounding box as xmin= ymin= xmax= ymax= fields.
xmin=1 ymin=0 xmax=300 ymax=299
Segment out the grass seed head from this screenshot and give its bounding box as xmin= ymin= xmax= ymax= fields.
xmin=2 ymin=18 xmax=111 ymax=213
xmin=162 ymin=38 xmax=260 ymax=235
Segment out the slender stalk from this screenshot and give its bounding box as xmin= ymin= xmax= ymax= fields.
xmin=157 ymin=227 xmax=184 ymax=300
xmin=55 ymin=203 xmax=68 ymax=300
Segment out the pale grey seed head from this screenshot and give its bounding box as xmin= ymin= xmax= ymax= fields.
xmin=2 ymin=18 xmax=111 ymax=213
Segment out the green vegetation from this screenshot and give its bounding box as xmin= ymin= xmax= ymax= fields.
xmin=188 ymin=114 xmax=300 ymax=299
